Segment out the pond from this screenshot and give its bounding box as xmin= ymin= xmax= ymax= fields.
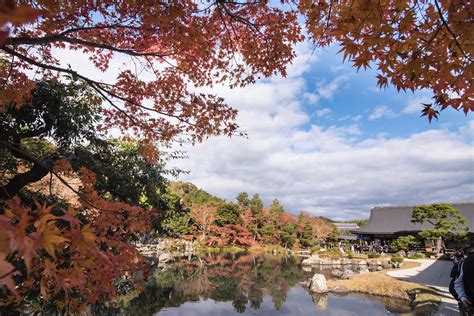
xmin=99 ymin=252 xmax=414 ymax=316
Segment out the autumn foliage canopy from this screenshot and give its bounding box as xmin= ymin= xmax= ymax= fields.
xmin=0 ymin=0 xmax=471 ymax=313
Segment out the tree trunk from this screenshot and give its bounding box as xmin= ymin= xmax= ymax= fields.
xmin=435 ymin=236 xmax=443 ymax=253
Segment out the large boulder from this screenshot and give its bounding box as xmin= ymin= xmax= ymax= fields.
xmin=302 ymin=254 xmax=321 ymax=266
xmin=358 ymin=259 xmax=368 ymax=266
xmin=308 ymin=274 xmax=328 ymax=293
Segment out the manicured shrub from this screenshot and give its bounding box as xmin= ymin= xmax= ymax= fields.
xmin=391 ymin=256 xmax=404 ymax=263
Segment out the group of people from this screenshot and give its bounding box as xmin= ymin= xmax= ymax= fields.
xmin=348 ymin=240 xmax=390 ymax=254
xmin=450 ymin=246 xmax=474 ymax=316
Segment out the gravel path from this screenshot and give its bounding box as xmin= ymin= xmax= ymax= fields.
xmin=387 ymin=259 xmax=460 ymax=315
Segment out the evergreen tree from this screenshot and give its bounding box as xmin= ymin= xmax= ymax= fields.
xmin=216 ymin=203 xmax=241 ymax=226
xmin=250 ymin=194 xmax=264 ymax=227
xmin=270 ymin=198 xmax=284 ymax=214
xmin=236 ymin=192 xmax=250 ymax=211
xmin=280 ymin=222 xmax=297 ymax=248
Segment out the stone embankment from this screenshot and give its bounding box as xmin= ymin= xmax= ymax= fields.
xmin=301 ymin=254 xmax=401 ymax=269
xmin=135 ymin=238 xmax=194 ymax=267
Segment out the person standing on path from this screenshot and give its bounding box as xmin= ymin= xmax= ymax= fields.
xmin=455 ymin=247 xmax=474 ymax=316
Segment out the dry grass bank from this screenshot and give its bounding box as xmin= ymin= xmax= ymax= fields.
xmin=327 ymin=262 xmax=442 ymax=315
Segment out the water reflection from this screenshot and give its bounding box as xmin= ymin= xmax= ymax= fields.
xmin=99 ymin=253 xmax=413 ymax=316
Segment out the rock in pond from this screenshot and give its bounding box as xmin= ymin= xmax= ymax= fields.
xmin=301 ymin=254 xmax=320 ymax=266
xmin=331 ymin=284 xmax=349 ymax=294
xmin=307 ymin=274 xmax=328 ymax=293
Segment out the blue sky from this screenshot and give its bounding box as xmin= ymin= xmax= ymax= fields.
xmin=301 ymin=45 xmax=470 ymax=139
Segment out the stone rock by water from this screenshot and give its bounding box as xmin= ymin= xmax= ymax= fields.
xmin=308 ymin=274 xmax=328 ymax=293
xmin=330 ymin=269 xmax=343 ymax=278
xmin=320 ymin=258 xmax=332 ymax=265
xmin=330 ymin=258 xmax=342 ymax=266
xmin=358 ymin=259 xmax=368 ymax=266
xmin=331 ymin=284 xmax=349 ymax=293
xmin=340 ymin=258 xmax=351 ymax=265
xmin=301 ymin=254 xmax=320 ymax=266
xmin=359 ymin=268 xmax=370 ymax=274
xmin=340 ymin=269 xmax=354 ymax=279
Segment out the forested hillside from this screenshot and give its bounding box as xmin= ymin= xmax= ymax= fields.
xmin=160 ymin=181 xmax=337 ymax=249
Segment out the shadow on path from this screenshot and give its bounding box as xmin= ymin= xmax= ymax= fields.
xmin=387 ymin=259 xmax=460 ymax=315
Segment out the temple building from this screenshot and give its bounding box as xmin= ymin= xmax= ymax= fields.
xmin=352 ymin=202 xmax=474 ymax=248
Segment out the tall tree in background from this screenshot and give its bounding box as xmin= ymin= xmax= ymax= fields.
xmin=270 ymin=198 xmax=285 ymax=214
xmin=311 ymin=217 xmax=336 ymax=244
xmin=236 ymin=192 xmax=250 ymax=212
xmin=216 ymin=203 xmax=241 ymax=226
xmin=190 ymin=204 xmax=217 ymax=241
xmin=412 ymin=203 xmax=468 ymax=253
xmin=250 ymin=194 xmax=264 ymax=230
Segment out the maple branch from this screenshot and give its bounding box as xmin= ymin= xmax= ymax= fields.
xmin=0 ymin=142 xmax=60 ymax=199
xmin=433 ymin=0 xmax=472 ymax=61
xmin=5 ymin=34 xmax=171 ymax=58
xmin=0 ymin=46 xmax=171 ymax=138
xmin=325 ymin=0 xmax=333 ymax=33
xmin=1 ymin=46 xmax=223 ymax=140
xmin=57 ymin=24 xmax=143 ymax=37
xmin=0 ymin=268 xmax=17 ymax=282
xmin=0 ymin=141 xmax=128 ymax=214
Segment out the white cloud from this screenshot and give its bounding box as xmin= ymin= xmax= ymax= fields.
xmin=315 ymin=108 xmax=332 ymax=118
xmin=303 ymin=92 xmax=320 ymax=104
xmin=403 ymin=96 xmax=432 ymax=114
xmin=368 ymin=105 xmax=398 ymax=120
xmin=317 ymin=75 xmax=349 ymax=100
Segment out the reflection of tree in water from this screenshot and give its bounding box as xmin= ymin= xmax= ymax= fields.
xmin=104 ymin=253 xmax=307 ymax=315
